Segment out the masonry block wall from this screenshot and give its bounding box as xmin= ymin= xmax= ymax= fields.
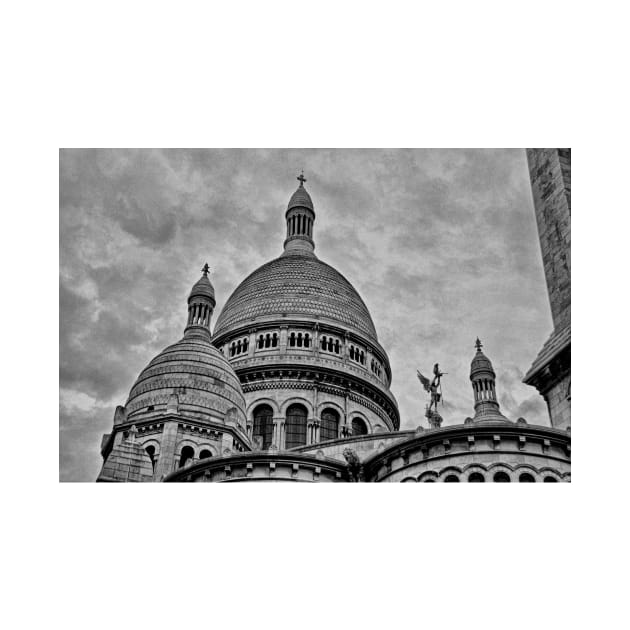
xmin=526 ymin=149 xmax=571 ymax=331
xmin=524 ymin=149 xmax=571 ymax=429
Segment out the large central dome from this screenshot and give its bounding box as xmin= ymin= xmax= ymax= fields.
xmin=213 ymin=249 xmax=378 ymax=340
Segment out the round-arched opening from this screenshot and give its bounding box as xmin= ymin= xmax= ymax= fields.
xmin=351 ymin=417 xmax=368 ymax=436
xmin=253 ymin=404 xmax=274 ymax=450
xmin=468 ymin=472 xmax=485 ymax=483
xmin=320 ymin=408 xmax=339 ymax=442
xmin=423 ymin=479 xmax=435 ymax=482
xmin=493 ymin=471 xmax=511 ymax=483
xmin=145 ymin=445 xmax=156 ymax=471
xmin=179 ymin=445 xmax=195 ymax=468
xmin=544 ymin=476 xmax=558 ymax=483
xmin=401 ymin=477 xmax=416 ymax=483
xmin=444 ymin=474 xmax=460 ymax=482
xmin=519 ymin=472 xmax=536 ymax=483
xmin=199 ymin=449 xmax=213 ymax=460
xmin=285 ymin=404 xmax=307 ymax=449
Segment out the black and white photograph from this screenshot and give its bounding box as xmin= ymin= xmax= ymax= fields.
xmin=60 ymin=148 xmax=570 ymax=483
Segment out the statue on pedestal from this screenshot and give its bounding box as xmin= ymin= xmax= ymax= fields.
xmin=417 ymin=363 xmax=446 ymax=428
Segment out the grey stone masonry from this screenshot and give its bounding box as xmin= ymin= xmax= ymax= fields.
xmin=524 ymin=149 xmax=571 ymax=429
xmin=526 ymin=149 xmax=571 ymax=331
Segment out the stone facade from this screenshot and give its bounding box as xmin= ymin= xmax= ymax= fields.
xmin=524 ymin=149 xmax=571 ymax=429
xmin=362 ymin=423 xmax=570 ymax=483
xmin=96 ymin=164 xmax=571 ymax=482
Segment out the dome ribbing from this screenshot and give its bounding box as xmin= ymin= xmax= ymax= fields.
xmin=213 ymin=252 xmax=378 ymax=341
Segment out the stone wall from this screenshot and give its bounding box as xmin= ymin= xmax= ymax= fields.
xmin=363 ymin=422 xmax=571 ymax=482
xmin=526 ymin=149 xmax=571 ymax=331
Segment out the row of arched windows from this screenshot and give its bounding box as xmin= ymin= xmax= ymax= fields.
xmin=405 ymin=471 xmax=559 ymax=482
xmin=257 ymin=332 xmax=279 ymax=349
xmin=320 ymin=335 xmax=341 ymax=354
xmin=252 ymin=404 xmax=369 ymax=449
xmin=349 ymin=345 xmax=366 ymax=365
xmin=229 ymin=337 xmax=249 ymax=357
xmin=223 ymin=333 xmax=385 ymax=382
xmin=177 ymin=445 xmax=214 ymax=469
xmin=288 ymin=332 xmax=311 ymax=348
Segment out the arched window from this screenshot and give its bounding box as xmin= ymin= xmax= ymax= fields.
xmin=544 ymin=476 xmax=558 ymax=482
xmin=265 ymin=333 xmax=271 ymax=348
xmin=285 ymin=404 xmax=307 ymax=449
xmin=350 ymin=346 xmax=355 ymax=360
xmin=258 ymin=335 xmax=264 ymax=349
xmin=290 ymin=332 xmax=296 ymax=347
xmin=253 ymin=404 xmax=274 ymax=450
xmin=320 ymin=408 xmax=339 ymax=442
xmin=304 ymin=333 xmax=310 ymax=348
xmin=320 ymin=336 xmax=326 ymax=349
xmin=199 ymin=449 xmax=212 ymax=460
xmin=243 ymin=338 xmax=249 ymax=352
xmin=179 ymin=446 xmax=195 ymax=468
xmin=519 ymin=472 xmax=536 ymax=482
xmin=327 ymin=338 xmax=333 ymax=352
xmin=237 ymin=340 xmax=242 ymax=354
xmin=272 ymin=333 xmax=278 ymax=347
xmin=145 ymin=445 xmax=156 ymax=471
xmin=351 ymin=418 xmax=368 ymax=436
xmin=444 ymin=474 xmax=460 ymax=482
xmin=468 ymin=472 xmax=485 ymax=482
xmin=297 ymin=333 xmax=303 ymax=347
xmin=335 ymin=339 xmax=340 ymax=354
xmin=493 ymin=471 xmax=511 ymax=483
xmin=401 ymin=477 xmax=417 ymax=483
xmin=360 ymin=350 xmax=365 ymax=364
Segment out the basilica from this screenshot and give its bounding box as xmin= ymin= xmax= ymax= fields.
xmin=97 ymin=150 xmax=571 ymax=482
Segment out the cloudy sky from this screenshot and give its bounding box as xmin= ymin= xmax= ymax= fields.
xmin=60 ymin=148 xmax=551 ymax=482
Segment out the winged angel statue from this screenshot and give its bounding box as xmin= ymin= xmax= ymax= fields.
xmin=417 ymin=364 xmax=445 ymax=427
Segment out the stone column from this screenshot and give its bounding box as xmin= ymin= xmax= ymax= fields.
xmin=342 ymin=388 xmax=349 ymax=435
xmin=279 ymin=325 xmax=288 ymax=354
xmin=248 ymin=328 xmax=256 ymax=357
xmin=154 ymin=420 xmax=179 ymax=480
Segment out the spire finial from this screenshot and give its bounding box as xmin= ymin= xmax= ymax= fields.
xmin=202 ymin=263 xmax=210 ymax=276
xmin=297 ymin=170 xmax=307 ymax=187
xmin=475 ymin=337 xmax=483 ymax=351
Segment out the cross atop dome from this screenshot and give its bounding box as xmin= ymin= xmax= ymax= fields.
xmin=297 ymin=170 xmax=307 ymax=187
xmin=475 ymin=337 xmax=483 ymax=351
xmin=202 ymin=262 xmax=210 ymax=276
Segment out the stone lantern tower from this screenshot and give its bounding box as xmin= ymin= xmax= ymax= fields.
xmin=469 ymin=339 xmax=510 ymax=423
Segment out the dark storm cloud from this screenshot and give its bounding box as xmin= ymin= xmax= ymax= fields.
xmin=59 ymin=149 xmax=553 ymax=481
